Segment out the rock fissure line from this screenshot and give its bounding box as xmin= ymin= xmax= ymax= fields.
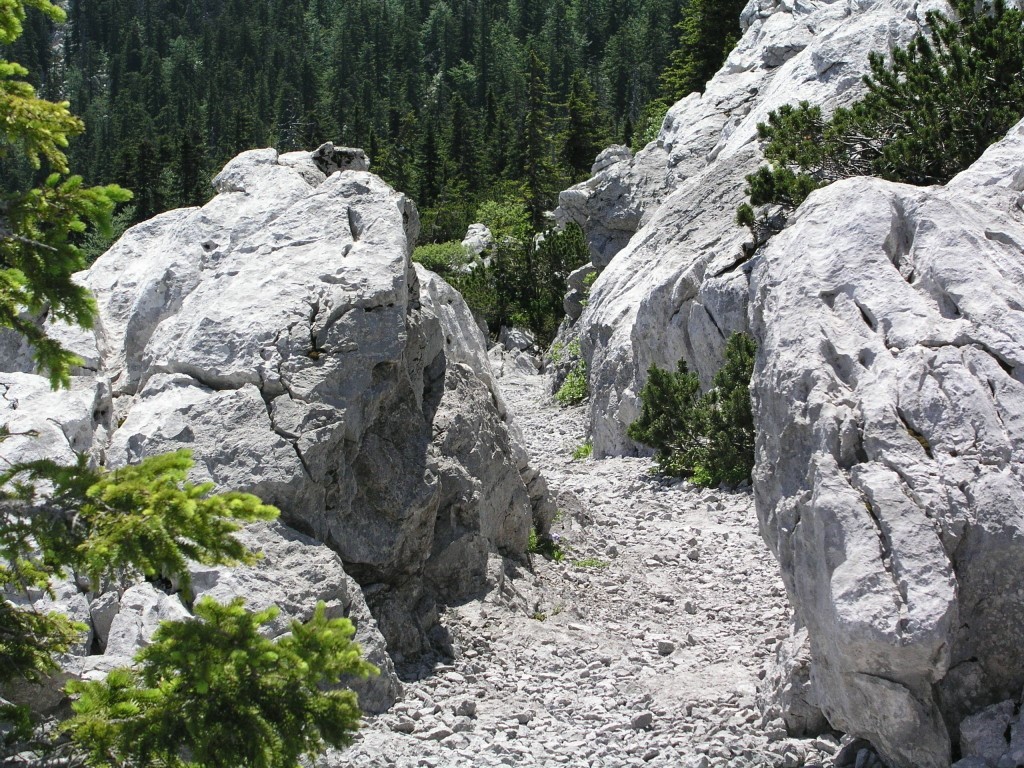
xmin=852 ymin=475 xmax=907 ymax=613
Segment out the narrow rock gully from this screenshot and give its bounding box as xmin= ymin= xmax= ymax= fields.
xmin=333 ymin=366 xmax=837 ymax=768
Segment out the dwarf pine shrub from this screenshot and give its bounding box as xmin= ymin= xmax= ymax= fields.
xmin=554 ymin=341 xmax=588 ymax=406
xmin=739 ymin=0 xmax=1024 ymax=235
xmin=628 ymin=333 xmax=756 ymax=486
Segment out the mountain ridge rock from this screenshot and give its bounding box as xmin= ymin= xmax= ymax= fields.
xmin=558 ymin=0 xmax=951 ymax=457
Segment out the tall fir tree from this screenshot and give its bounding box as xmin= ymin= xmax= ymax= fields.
xmin=660 ymin=0 xmax=747 ymax=102
xmin=518 ymin=47 xmax=560 ymax=231
xmin=562 ymin=72 xmax=606 ymax=180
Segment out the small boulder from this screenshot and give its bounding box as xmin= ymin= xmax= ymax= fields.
xmin=499 ymin=326 xmax=536 ymax=353
xmin=453 ymin=698 xmax=477 ymax=718
xmin=631 ymin=711 xmax=654 ymax=731
xmin=961 ymin=700 xmax=1015 ymax=765
xmin=461 ymin=223 xmax=494 ymax=256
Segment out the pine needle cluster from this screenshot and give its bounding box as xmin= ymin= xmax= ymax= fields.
xmin=738 ymin=0 xmax=1024 ymax=233
xmin=64 ymin=599 xmax=376 ymax=768
xmin=628 ymin=333 xmax=756 ymax=487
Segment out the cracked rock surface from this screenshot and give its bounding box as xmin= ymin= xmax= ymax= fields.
xmin=0 ymin=147 xmax=549 ymax=714
xmin=750 ymin=120 xmax=1024 ymax=768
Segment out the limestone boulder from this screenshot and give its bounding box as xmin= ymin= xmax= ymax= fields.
xmin=558 ymin=0 xmax=951 ymax=457
xmin=756 ymin=624 xmax=828 ymax=738
xmin=416 ymin=265 xmax=555 ymax=551
xmin=93 ymin=153 xmax=440 ymax=598
xmin=103 ymin=582 xmax=191 ymax=658
xmin=750 ymin=120 xmax=1024 ymax=767
xmin=554 ymin=143 xmax=671 ymax=268
xmin=499 ymin=326 xmax=537 ymax=354
xmin=424 ymin=362 xmax=532 ymax=599
xmin=461 ymin=223 xmax=494 ymax=256
xmin=1 ymin=579 xmax=93 ymax=713
xmin=1 ymin=145 xmax=553 ymax=711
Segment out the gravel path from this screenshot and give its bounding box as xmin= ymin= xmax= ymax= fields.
xmin=332 ymin=368 xmax=838 ymax=768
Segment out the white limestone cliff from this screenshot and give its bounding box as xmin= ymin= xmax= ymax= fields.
xmin=750 ymin=120 xmax=1024 ymax=768
xmin=558 ymin=0 xmax=950 ymax=457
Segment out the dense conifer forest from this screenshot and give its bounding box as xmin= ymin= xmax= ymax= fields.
xmin=3 ymin=0 xmax=743 ymax=240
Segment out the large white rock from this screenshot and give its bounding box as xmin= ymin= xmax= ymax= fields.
xmin=90 ymin=153 xmax=440 ymax=599
xmin=1 ymin=146 xmax=551 ymax=711
xmin=559 ymin=0 xmax=951 ymax=456
xmin=750 ymin=120 xmax=1024 ymax=768
xmin=461 ymin=223 xmax=494 ymax=256
xmin=416 ymin=265 xmax=554 ymax=581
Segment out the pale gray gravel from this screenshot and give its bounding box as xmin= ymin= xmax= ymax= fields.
xmin=329 ymin=365 xmax=838 ymax=768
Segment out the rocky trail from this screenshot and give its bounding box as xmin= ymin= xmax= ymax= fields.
xmin=333 ymin=366 xmax=840 ymax=768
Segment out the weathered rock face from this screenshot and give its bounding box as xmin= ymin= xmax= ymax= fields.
xmin=1 ymin=147 xmax=548 ymax=711
xmin=756 ymin=624 xmax=828 ymax=738
xmin=461 ymin=223 xmax=493 ymax=257
xmin=559 ymin=0 xmax=950 ymax=457
xmin=750 ymin=121 xmax=1024 ymax=767
xmin=554 ymin=144 xmax=671 ymax=269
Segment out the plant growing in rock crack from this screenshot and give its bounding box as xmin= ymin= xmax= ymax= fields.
xmin=572 ymin=558 xmax=609 ymax=569
xmin=579 ymin=270 xmax=598 ymax=309
xmin=628 ymin=332 xmax=756 ymax=487
xmin=528 ymin=528 xmax=566 ymax=562
xmin=738 ymin=0 xmax=1024 ymax=241
xmin=571 ymin=440 xmax=593 ymax=460
xmin=554 ymin=341 xmax=588 ymax=406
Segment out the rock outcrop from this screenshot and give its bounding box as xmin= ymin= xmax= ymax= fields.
xmin=750 ymin=121 xmax=1024 ymax=767
xmin=558 ymin=0 xmax=950 ymax=457
xmin=554 ymin=144 xmax=671 ymax=269
xmin=461 ymin=223 xmax=494 ymax=257
xmin=188 ymin=522 xmax=400 ymax=714
xmin=1 ymin=146 xmax=550 ymax=713
xmin=555 ymin=0 xmax=1024 ymax=763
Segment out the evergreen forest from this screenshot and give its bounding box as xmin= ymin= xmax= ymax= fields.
xmin=3 ymin=0 xmax=741 ymax=249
